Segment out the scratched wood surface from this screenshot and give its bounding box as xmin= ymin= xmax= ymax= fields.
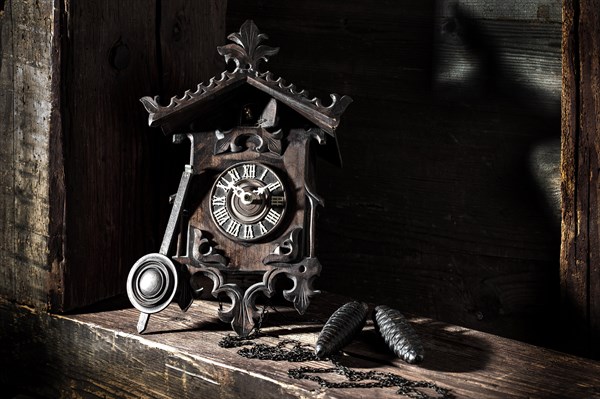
xmin=2 ymin=293 xmax=600 ymax=398
xmin=0 ymin=0 xmax=56 ymax=308
xmin=561 ymin=0 xmax=600 ymax=357
xmin=226 ymin=0 xmax=563 ymax=346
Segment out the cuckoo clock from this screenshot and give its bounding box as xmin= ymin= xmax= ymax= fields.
xmin=126 ymin=20 xmax=352 ymax=336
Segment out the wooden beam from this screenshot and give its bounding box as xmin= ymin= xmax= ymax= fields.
xmin=561 ymin=0 xmax=600 ymax=356
xmin=2 ymin=293 xmax=600 ymax=398
xmin=0 ymin=0 xmax=57 ymax=308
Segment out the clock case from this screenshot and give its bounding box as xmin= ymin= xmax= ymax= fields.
xmin=129 ymin=20 xmax=352 ymax=336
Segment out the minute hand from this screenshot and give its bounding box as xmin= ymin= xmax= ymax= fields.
xmin=253 ymin=182 xmax=279 ymax=195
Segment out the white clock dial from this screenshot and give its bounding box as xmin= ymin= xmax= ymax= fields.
xmin=209 ymin=162 xmax=287 ymax=242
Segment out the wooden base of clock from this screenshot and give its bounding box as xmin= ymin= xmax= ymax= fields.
xmin=126 ymin=20 xmax=351 ymax=336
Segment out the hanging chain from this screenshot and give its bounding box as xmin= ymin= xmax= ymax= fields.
xmin=217 ymin=306 xmax=454 ymax=398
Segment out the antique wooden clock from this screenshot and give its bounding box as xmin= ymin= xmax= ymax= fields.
xmin=126 ymin=20 xmax=352 ymax=336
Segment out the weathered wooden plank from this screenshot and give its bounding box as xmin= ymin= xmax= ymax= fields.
xmin=560 ymin=0 xmax=580 ymax=350
xmin=0 ymin=0 xmax=57 ymax=308
xmin=227 ymin=1 xmax=435 ymax=106
xmin=0 ymin=0 xmax=17 ymax=302
xmin=61 ymin=0 xmax=229 ymax=311
xmin=561 ymin=0 xmax=600 ymax=357
xmin=2 ymin=293 xmax=600 ymax=398
xmin=435 ymin=0 xmax=562 ymax=113
xmin=583 ymin=1 xmax=600 ymax=358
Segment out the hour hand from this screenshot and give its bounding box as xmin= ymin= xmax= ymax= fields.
xmin=224 ymin=180 xmax=244 ymax=198
xmin=231 ymin=184 xmax=245 ymax=198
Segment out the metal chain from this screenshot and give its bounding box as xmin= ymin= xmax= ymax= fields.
xmin=289 ymin=362 xmax=454 ymax=399
xmin=217 ymin=306 xmax=454 ymax=398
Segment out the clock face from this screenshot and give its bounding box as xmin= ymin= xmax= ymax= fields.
xmin=209 ymin=162 xmax=287 ymax=242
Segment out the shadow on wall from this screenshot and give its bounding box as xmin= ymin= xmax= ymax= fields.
xmin=224 ymin=0 xmax=562 ymax=347
xmin=435 ymin=2 xmax=562 ymax=229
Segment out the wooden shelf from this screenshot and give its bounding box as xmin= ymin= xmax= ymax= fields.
xmin=1 ymin=292 xmax=599 ymax=398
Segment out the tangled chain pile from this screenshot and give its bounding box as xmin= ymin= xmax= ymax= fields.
xmin=218 ymin=307 xmax=453 ymax=399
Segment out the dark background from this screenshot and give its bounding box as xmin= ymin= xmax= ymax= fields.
xmin=219 ymin=0 xmax=562 ymax=346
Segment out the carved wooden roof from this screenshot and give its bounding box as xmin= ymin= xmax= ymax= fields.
xmin=140 ymin=20 xmax=352 ymax=136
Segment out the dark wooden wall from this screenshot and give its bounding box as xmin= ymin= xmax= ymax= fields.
xmin=227 ymin=0 xmax=563 ymax=345
xmin=60 ymin=0 xmax=226 ymax=310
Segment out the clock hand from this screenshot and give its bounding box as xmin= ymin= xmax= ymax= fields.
xmin=232 ymin=185 xmax=245 ymax=198
xmin=254 ymin=181 xmax=281 ymax=196
xmin=253 ymin=186 xmax=267 ymax=195
xmin=225 ymin=180 xmax=245 ymax=198
xmin=227 ymin=180 xmax=259 ymax=204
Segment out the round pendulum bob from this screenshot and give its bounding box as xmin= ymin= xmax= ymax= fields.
xmin=126 ymin=253 xmax=178 ymax=314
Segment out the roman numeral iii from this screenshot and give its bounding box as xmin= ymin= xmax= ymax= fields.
xmin=264 ymin=209 xmax=281 ymax=225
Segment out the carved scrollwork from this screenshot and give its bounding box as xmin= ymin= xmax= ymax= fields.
xmin=263 ymin=227 xmax=304 ymax=265
xmin=306 ymin=127 xmax=328 ymax=145
xmin=140 ymin=21 xmax=351 ymax=137
xmin=198 ymin=266 xmax=255 ymax=336
xmin=249 ymin=72 xmax=353 ymax=134
xmin=217 ymin=20 xmax=279 ymax=72
xmin=187 ymin=264 xmax=265 ymax=337
xmin=174 ymin=225 xmax=228 ymax=267
xmin=184 ymin=255 xmax=321 ymax=337
xmin=214 ymin=128 xmax=283 ymax=155
xmin=258 ymin=258 xmax=322 ymax=315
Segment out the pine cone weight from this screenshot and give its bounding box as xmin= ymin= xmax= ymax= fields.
xmin=315 ymin=301 xmax=369 ymax=358
xmin=373 ymin=305 xmax=424 ymax=364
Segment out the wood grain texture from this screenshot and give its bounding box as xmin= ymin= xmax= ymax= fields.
xmin=226 ymin=1 xmax=562 ymax=345
xmin=2 ymin=293 xmax=600 ymax=398
xmin=0 ymin=0 xmax=17 ymax=304
xmin=153 ymin=0 xmax=228 ymax=244
xmin=159 ymin=0 xmax=227 ymax=99
xmin=435 ymin=0 xmax=562 ymax=113
xmin=0 ymin=0 xmax=56 ymax=308
xmin=582 ymin=0 xmax=600 ymax=359
xmin=60 ymin=0 xmax=160 ymax=310
xmin=561 ymin=0 xmax=600 ymax=357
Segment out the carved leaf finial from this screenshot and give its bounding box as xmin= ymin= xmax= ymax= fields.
xmin=217 ymin=20 xmax=279 ymax=71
